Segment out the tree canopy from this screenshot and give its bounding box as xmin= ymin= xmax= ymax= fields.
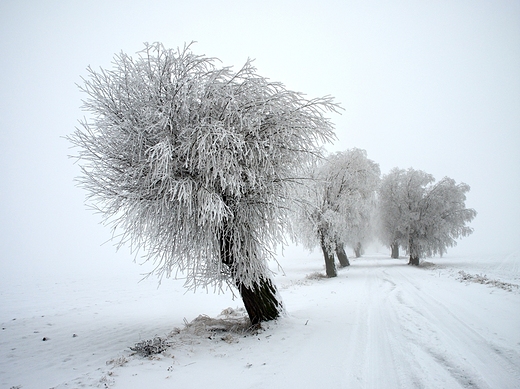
xmin=291 ymin=148 xmax=380 ymax=276
xmin=377 ymin=168 xmax=476 ymax=265
xmin=69 ymin=42 xmax=340 ymax=323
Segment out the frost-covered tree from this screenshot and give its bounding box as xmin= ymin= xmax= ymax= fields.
xmin=68 ymin=43 xmax=339 ymax=324
xmin=377 ymin=168 xmax=476 ymax=265
xmin=292 ymin=149 xmax=380 ymax=277
xmin=377 ymin=168 xmax=411 ymax=259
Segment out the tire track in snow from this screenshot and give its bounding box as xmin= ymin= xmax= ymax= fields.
xmin=341 ymin=260 xmax=422 ymax=388
xmin=387 ymin=265 xmax=520 ymax=389
xmin=364 ymin=272 xmax=415 ymax=388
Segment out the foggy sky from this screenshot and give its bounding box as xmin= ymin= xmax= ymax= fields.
xmin=1 ymin=0 xmax=519 ymax=279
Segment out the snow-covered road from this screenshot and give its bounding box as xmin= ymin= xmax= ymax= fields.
xmin=1 ymin=253 xmax=519 ymax=388
xmin=338 ymin=258 xmax=519 ymax=388
xmin=264 ymin=255 xmax=520 ymax=389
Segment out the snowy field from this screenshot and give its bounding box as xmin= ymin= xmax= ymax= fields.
xmin=1 ymin=249 xmax=519 ymax=389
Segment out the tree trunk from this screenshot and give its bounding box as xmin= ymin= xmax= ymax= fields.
xmin=320 ymin=236 xmax=337 ymax=277
xmin=407 ymin=236 xmax=419 ymax=266
xmin=354 ymin=242 xmax=362 ymax=258
xmin=220 ymin=231 xmax=283 ymax=325
xmin=408 ymin=255 xmax=420 ymax=266
xmin=335 ymin=242 xmax=350 ymax=267
xmin=237 ymin=277 xmax=281 ymax=325
xmin=391 ymin=242 xmax=399 ymax=259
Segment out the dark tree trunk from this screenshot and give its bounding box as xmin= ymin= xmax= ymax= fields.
xmin=335 ymin=242 xmax=350 ymax=267
xmin=220 ymin=231 xmax=282 ymax=325
xmin=391 ymin=242 xmax=399 ymax=259
xmin=237 ymin=277 xmax=282 ymax=325
xmin=408 ymin=255 xmax=420 ymax=266
xmin=407 ymin=237 xmax=419 ymax=266
xmin=320 ymin=235 xmax=337 ymax=277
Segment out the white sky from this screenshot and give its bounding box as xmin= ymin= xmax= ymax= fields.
xmin=1 ymin=0 xmax=519 ymax=277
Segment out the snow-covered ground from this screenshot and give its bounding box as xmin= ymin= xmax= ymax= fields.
xmin=1 ymin=249 xmax=519 ymax=389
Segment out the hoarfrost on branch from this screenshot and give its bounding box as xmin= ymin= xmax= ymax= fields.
xmin=291 ymin=148 xmax=380 ymax=276
xmin=68 ymin=42 xmax=339 ymax=298
xmin=377 ymin=168 xmax=477 ymax=265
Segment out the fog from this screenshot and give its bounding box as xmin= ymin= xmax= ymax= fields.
xmin=1 ymin=0 xmax=518 ymax=280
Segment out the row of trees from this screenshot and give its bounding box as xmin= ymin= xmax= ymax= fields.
xmin=292 ymin=151 xmax=477 ymax=274
xmin=69 ymin=43 xmax=475 ymax=325
xmin=290 ymin=149 xmax=380 ymax=277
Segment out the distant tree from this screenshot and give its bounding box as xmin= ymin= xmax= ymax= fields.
xmin=68 ymin=43 xmax=339 ymax=324
xmin=354 ymin=242 xmax=364 ymax=258
xmin=292 ymin=149 xmax=380 ymax=277
xmin=377 ymin=168 xmax=476 ymax=265
xmin=377 ymin=168 xmax=411 ymax=258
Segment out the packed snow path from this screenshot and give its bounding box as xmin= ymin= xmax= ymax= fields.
xmin=281 ymin=257 xmax=520 ymax=389
xmin=1 ymin=254 xmax=519 ymax=388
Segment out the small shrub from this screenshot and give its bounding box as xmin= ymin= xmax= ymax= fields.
xmin=457 ymin=270 xmax=519 ymax=292
xmin=306 ymin=272 xmax=327 ymax=280
xmin=130 ymin=337 xmax=169 ymax=357
xmin=106 ymin=355 xmax=129 ymax=367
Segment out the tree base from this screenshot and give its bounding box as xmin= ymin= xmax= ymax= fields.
xmin=391 ymin=243 xmax=399 ymax=259
xmin=336 ymin=244 xmax=350 ymax=267
xmin=408 ymin=256 xmax=420 ymax=266
xmin=238 ymin=277 xmax=283 ymax=325
xmin=322 ymin=243 xmax=337 ymax=277
xmin=220 ymin=231 xmax=283 ymax=325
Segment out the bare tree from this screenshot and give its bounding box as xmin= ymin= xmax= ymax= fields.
xmin=378 ymin=168 xmax=477 ymax=265
xmin=291 ymin=149 xmax=380 ymax=277
xmin=68 ymin=43 xmax=339 ymax=324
